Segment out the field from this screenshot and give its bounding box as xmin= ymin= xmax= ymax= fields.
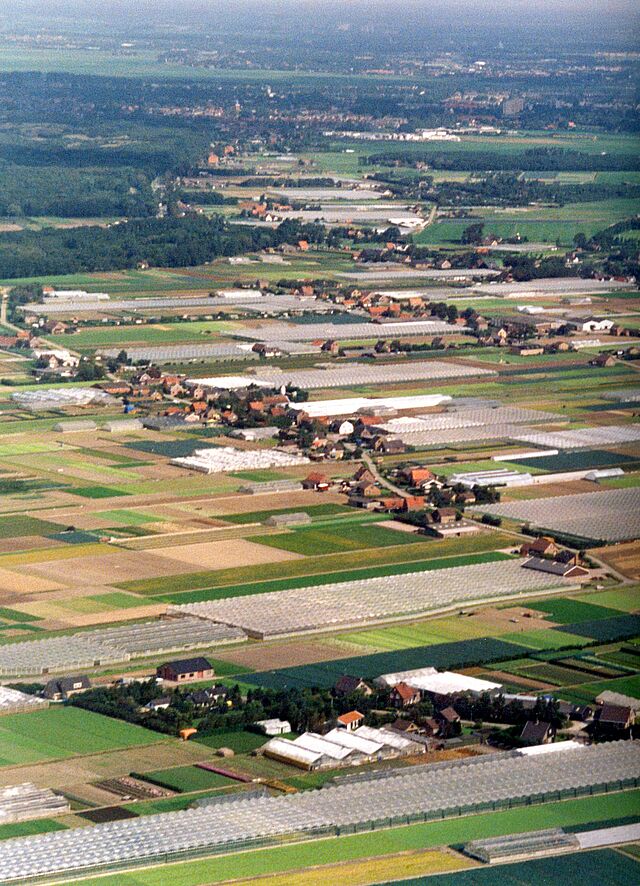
xmin=140 ymin=765 xmax=236 ymax=793
xmin=242 ymin=638 xmax=530 ymax=690
xmin=71 ymin=791 xmax=640 ymax=886
xmin=0 ymin=708 xmax=164 ymax=766
xmin=193 ymin=730 xmax=271 ymax=754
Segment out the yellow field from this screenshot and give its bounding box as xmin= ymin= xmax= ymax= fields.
xmin=231 ymin=848 xmax=474 ymax=886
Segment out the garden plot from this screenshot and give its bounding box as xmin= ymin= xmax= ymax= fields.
xmin=481 ymin=487 xmax=640 ymax=543
xmin=0 ymin=741 xmax=636 ymax=882
xmin=171 ymin=447 xmax=309 ymax=475
xmin=170 ymin=559 xmax=570 ymax=639
xmin=513 ymin=425 xmax=640 ymax=450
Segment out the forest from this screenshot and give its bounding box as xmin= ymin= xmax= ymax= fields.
xmin=0 ymin=163 xmax=156 ymax=218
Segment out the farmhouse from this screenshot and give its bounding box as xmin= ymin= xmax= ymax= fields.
xmin=42 ymin=675 xmax=91 ymax=701
xmin=334 ymin=676 xmax=373 ymax=697
xmin=520 ymin=537 xmax=559 ymax=557
xmin=520 ymin=721 xmax=553 ymax=746
xmin=521 ymin=557 xmax=589 ymax=579
xmin=156 ymin=657 xmax=214 ymax=683
xmin=390 ymin=683 xmax=422 ymax=708
xmin=302 ymin=472 xmax=331 ymax=492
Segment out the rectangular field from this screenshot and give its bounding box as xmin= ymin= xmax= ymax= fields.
xmin=0 ymin=708 xmax=163 ymax=766
xmin=140 ymin=766 xmax=235 ymax=793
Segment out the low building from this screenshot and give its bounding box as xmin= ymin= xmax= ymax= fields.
xmin=595 ymin=703 xmax=633 ymax=733
xmin=336 ymin=710 xmax=365 ymax=732
xmin=302 ymin=472 xmax=331 ymax=492
xmin=156 ymin=657 xmax=214 ymax=683
xmin=144 ymin=697 xmax=171 ymax=711
xmin=42 ymin=675 xmax=91 ymax=701
xmin=520 ymin=720 xmax=552 ymax=746
xmin=521 ymin=557 xmax=589 ymax=579
xmin=265 ymin=512 xmax=311 ymax=527
xmin=520 ymin=537 xmax=559 ymax=557
xmin=390 ymin=682 xmax=422 ymax=708
xmin=255 ymin=718 xmax=291 ymax=736
xmin=334 ymin=676 xmax=373 ymax=697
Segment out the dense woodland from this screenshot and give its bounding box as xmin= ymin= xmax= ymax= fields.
xmin=0 ymin=216 xmax=331 ymax=278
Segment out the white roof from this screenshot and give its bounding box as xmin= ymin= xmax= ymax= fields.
xmin=377 ymin=668 xmax=500 ymax=695
xmin=215 ymin=289 xmax=263 ymax=299
xmin=323 ymin=728 xmax=383 ymax=755
xmin=405 ymin=671 xmax=502 ymax=695
xmin=298 ymin=394 xmax=450 ymax=418
xmin=376 ymin=667 xmax=438 ymax=688
xmin=186 ymin=376 xmax=271 ymax=390
xmin=356 ymin=725 xmax=417 ymax=751
xmin=256 ymin=718 xmax=290 ymax=730
xmin=518 ymin=740 xmax=585 ymax=757
xmin=294 ymin=733 xmax=354 ymax=760
xmin=263 ymin=738 xmax=321 ymax=765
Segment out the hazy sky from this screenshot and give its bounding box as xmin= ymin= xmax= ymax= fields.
xmin=3 ymin=0 xmax=638 ymax=50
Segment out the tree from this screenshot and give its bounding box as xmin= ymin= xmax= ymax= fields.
xmin=461 ymin=223 xmax=484 ymax=245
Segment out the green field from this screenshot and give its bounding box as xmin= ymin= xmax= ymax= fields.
xmin=119 ymin=534 xmax=511 ymax=598
xmin=73 ymin=790 xmax=640 ymax=886
xmin=0 ymin=818 xmax=67 ymax=841
xmin=253 ymin=522 xmax=429 ymax=556
xmin=0 ymin=515 xmax=62 ymax=539
xmin=140 ymin=765 xmax=235 ymax=793
xmin=501 ymin=629 xmax=591 ymax=651
xmin=576 ymin=588 xmax=640 ymax=612
xmin=50 ymin=320 xmax=237 ymax=350
xmin=222 ymin=503 xmax=350 ymax=524
xmin=193 ymin=730 xmax=269 ymax=754
xmin=0 ymin=708 xmax=164 ymax=766
xmin=151 ymin=551 xmax=513 ymax=605
xmin=527 ymin=599 xmax=623 ymax=624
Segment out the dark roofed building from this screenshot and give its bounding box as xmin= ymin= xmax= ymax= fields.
xmin=334 ymin=675 xmax=373 ymax=697
xmin=42 ymin=675 xmax=91 ymax=701
xmin=596 ymin=703 xmax=633 ymax=732
xmin=521 ymin=557 xmax=589 ymax=578
xmin=520 ymin=720 xmax=552 ymax=745
xmin=156 ymin=657 xmax=214 ymax=683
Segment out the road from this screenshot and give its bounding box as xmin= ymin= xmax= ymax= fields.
xmin=361 ymin=452 xmax=408 ymax=498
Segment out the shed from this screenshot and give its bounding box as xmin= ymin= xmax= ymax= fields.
xmin=52 ymin=420 xmax=98 ymax=433
xmin=265 ymin=512 xmax=311 ymax=527
xmin=336 ymin=710 xmax=365 ymax=732
xmin=520 ymin=720 xmax=552 ymax=745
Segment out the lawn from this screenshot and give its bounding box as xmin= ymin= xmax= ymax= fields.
xmin=140 ymin=766 xmax=235 ymax=793
xmin=73 ymin=790 xmax=640 ymax=886
xmin=0 ymin=708 xmax=164 ymax=766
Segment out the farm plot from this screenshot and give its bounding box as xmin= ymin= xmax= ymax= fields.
xmin=0 ymin=741 xmax=636 ymax=883
xmin=526 ymin=599 xmax=623 ymax=623
xmin=500 ymin=629 xmax=591 ymax=651
xmin=170 ymin=559 xmax=569 ymax=640
xmin=575 ymin=587 xmax=640 ymax=612
xmin=242 ymin=638 xmax=529 ymax=690
xmin=480 ymin=487 xmax=640 ymax=543
xmin=555 ymin=614 xmax=640 ymax=643
xmin=140 ymin=766 xmax=235 ymax=793
xmin=252 ymin=522 xmax=427 ymax=556
xmin=0 ymin=708 xmax=163 ymax=766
